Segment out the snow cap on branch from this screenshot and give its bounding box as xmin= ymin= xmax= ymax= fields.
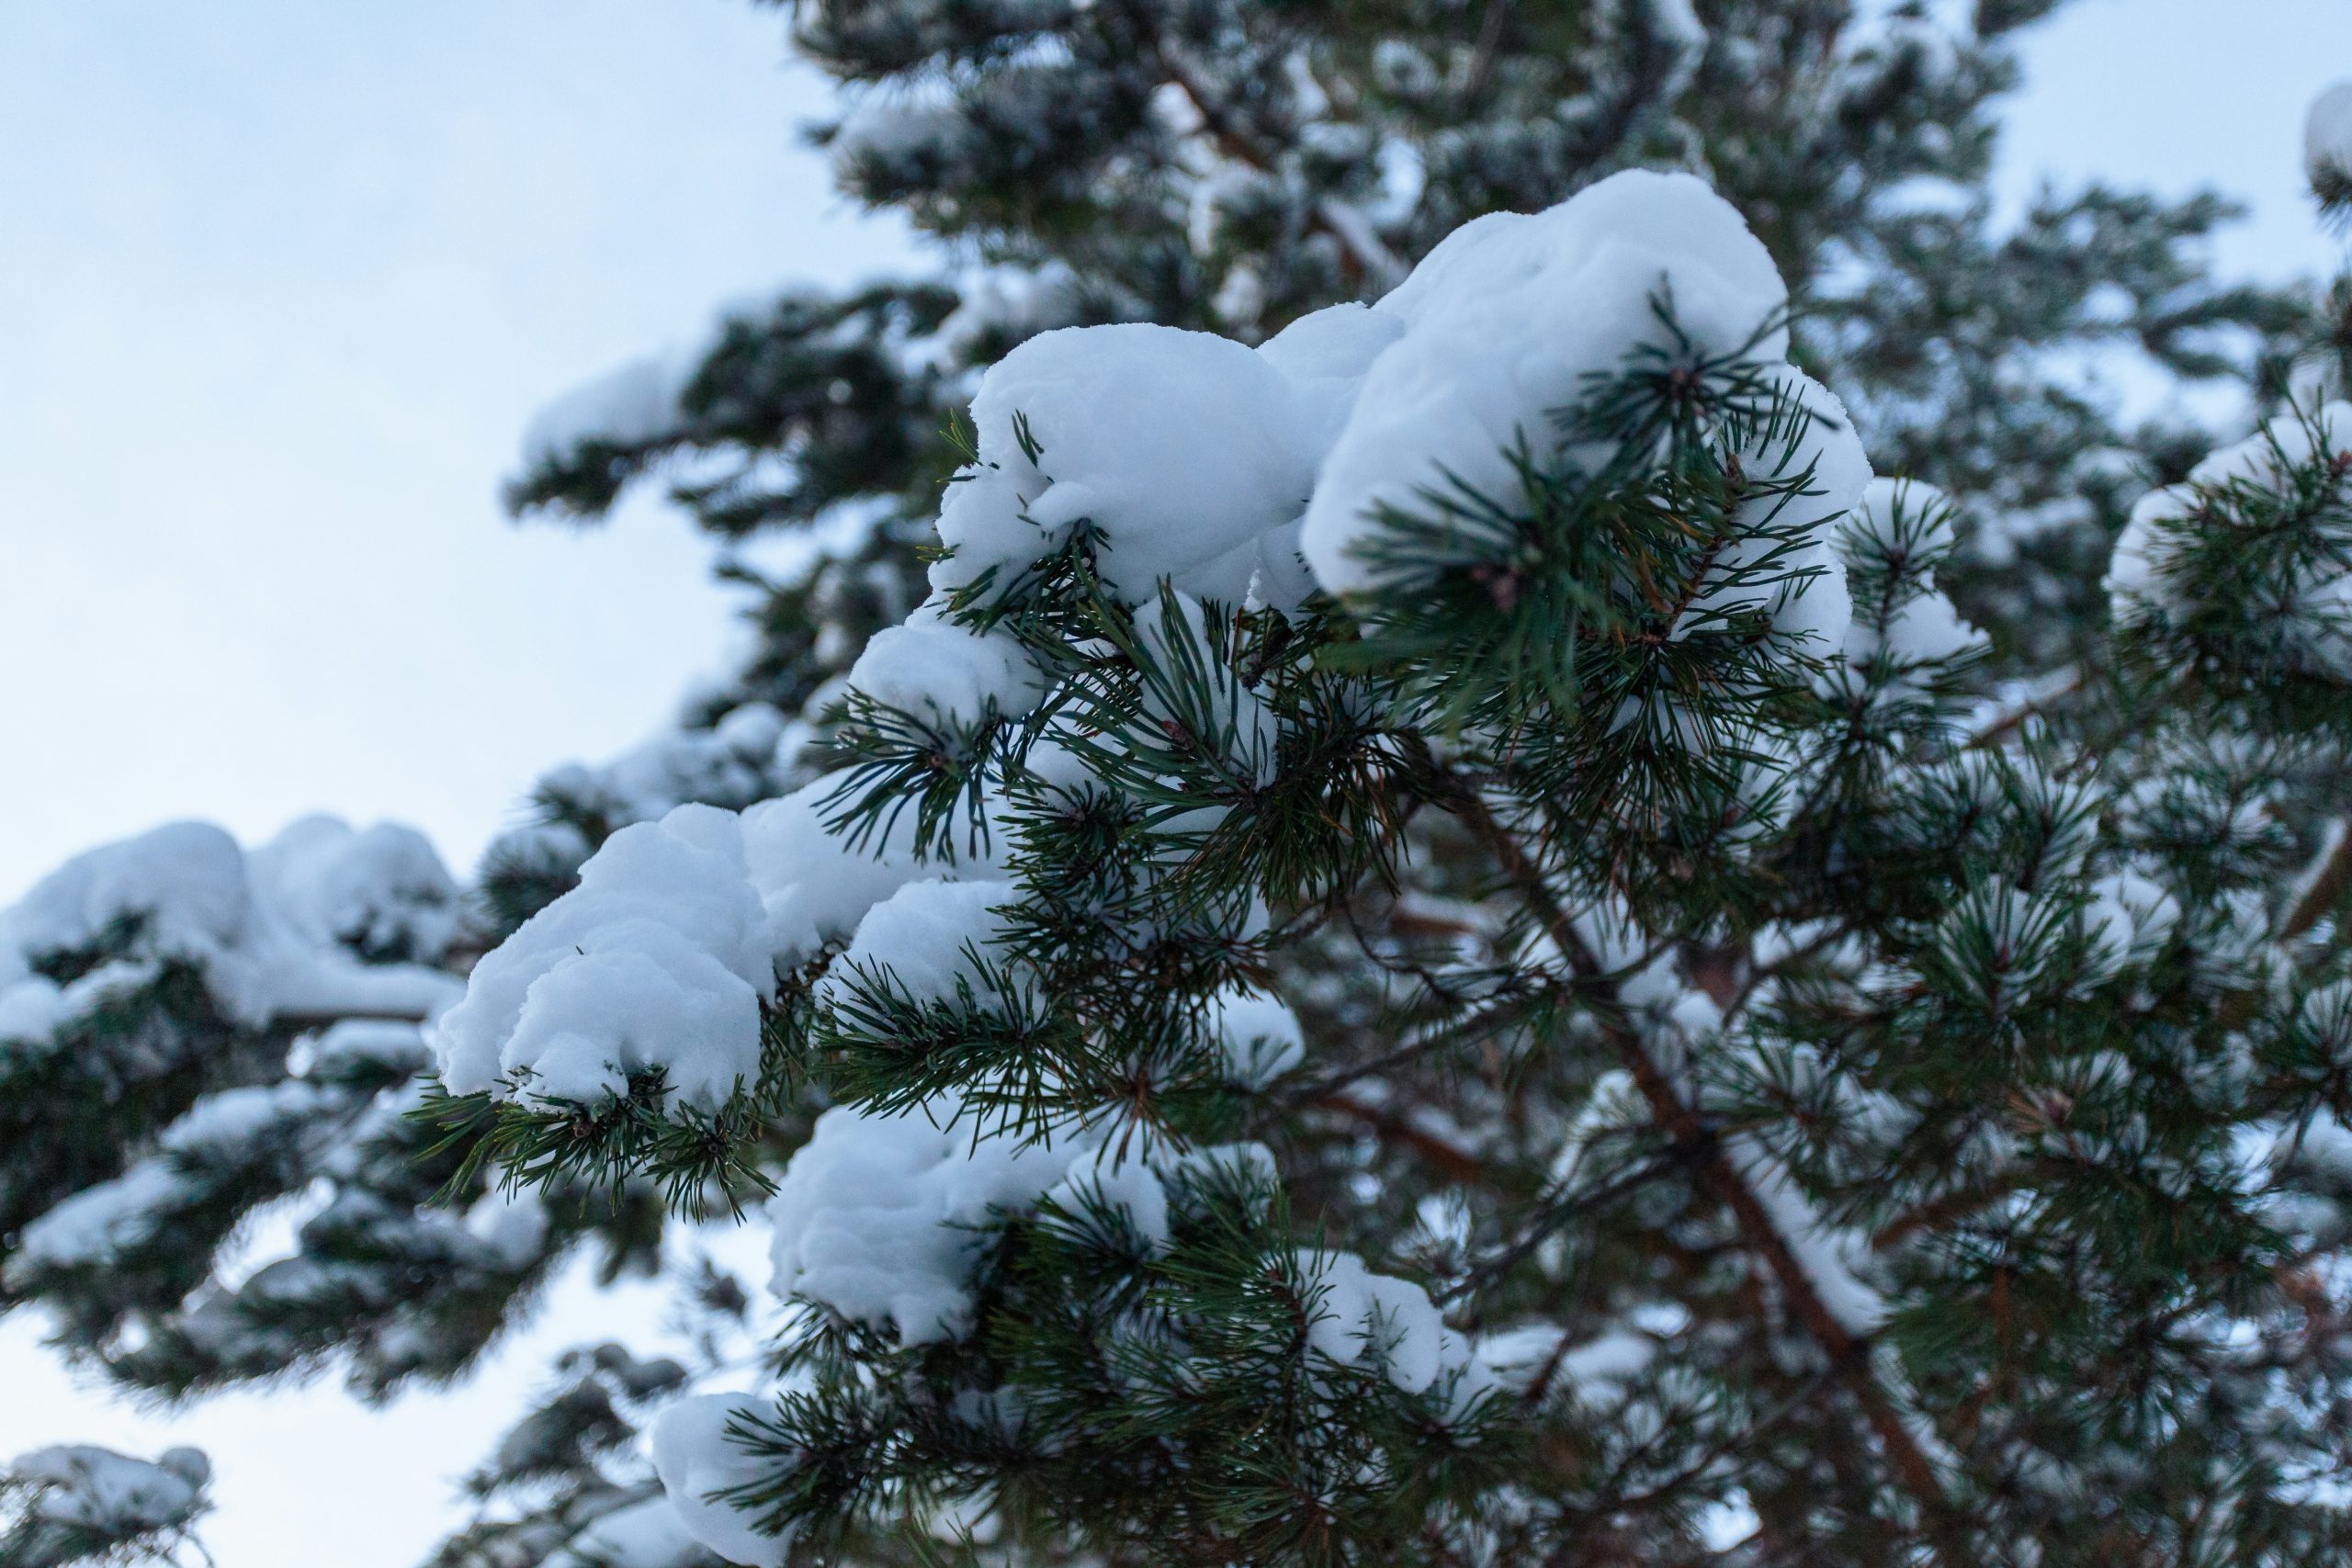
xmin=931 ymin=321 xmax=1329 ymax=610
xmin=2106 ymin=400 xmax=2352 ymax=676
xmin=1303 ymin=170 xmax=1845 ymax=609
xmin=434 ymin=804 xmax=777 ymax=1109
xmin=6 ymin=1444 xmax=211 ymax=1540
xmin=0 ymin=818 xmax=457 ymax=1041
xmin=844 ymin=599 xmax=1049 ymax=731
xmin=2305 ymin=80 xmax=2352 ymax=185
xmin=765 ymin=1094 xmax=1083 ymax=1342
xmin=651 ymin=1392 xmax=799 ymax=1568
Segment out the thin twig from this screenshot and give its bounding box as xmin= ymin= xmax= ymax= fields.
xmin=1966 ymin=663 xmax=2083 ymax=749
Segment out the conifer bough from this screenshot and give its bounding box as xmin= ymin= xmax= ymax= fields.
xmin=10 ymin=4 xmax=2352 ymax=1564
xmin=444 ymin=169 xmax=2352 ymax=1562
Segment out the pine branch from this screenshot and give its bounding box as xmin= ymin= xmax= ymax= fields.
xmin=1125 ymin=7 xmax=1407 ymax=293
xmin=1445 ymin=780 xmax=1972 ymax=1551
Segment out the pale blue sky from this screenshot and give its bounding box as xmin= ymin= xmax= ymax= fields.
xmin=4 ymin=2 xmax=2351 ymax=1563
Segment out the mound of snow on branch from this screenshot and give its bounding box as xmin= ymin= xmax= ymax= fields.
xmin=0 ymin=819 xmax=458 ymax=1048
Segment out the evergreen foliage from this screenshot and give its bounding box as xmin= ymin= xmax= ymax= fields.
xmin=7 ymin=5 xmax=2352 ymax=1567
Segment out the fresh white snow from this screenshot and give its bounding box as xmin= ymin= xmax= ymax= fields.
xmin=2306 ymin=79 xmax=2352 ymax=182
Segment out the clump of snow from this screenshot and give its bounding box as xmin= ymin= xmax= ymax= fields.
xmin=1303 ymin=171 xmax=1827 ymax=603
xmin=521 ymin=343 xmax=704 ymax=467
xmin=303 ymin=1018 xmax=435 ymax=1080
xmin=1694 ymin=366 xmax=1865 ymax=647
xmin=651 ymin=1392 xmax=797 ymax=1568
xmin=2306 ymin=80 xmax=2352 ymax=184
xmin=2107 ymin=401 xmax=2352 ymax=677
xmin=1837 ymin=478 xmax=1985 ymax=681
xmin=435 ymin=805 xmax=776 ymax=1109
xmin=765 ymin=1095 xmax=1080 ymax=1343
xmin=247 ymin=816 xmax=458 ymax=963
xmin=1207 ymin=986 xmax=1305 ymax=1087
xmin=0 ymin=823 xmax=258 ymax=1006
xmin=9 ymin=1163 xmax=191 ymax=1276
xmin=1043 ymin=1152 xmax=1171 ymax=1251
xmin=931 ymin=321 xmax=1329 ymax=610
xmin=811 ymin=877 xmax=1021 ymax=1014
xmin=0 ymin=820 xmax=458 ymax=1044
xmin=742 ymin=781 xmax=994 ymax=969
xmin=1134 ymin=592 xmax=1280 ymax=785
xmin=846 ymin=170 xmax=1852 ymax=797
xmin=8 ymin=1444 xmax=210 ymax=1537
xmin=2079 ymin=865 xmax=2181 ymax=978
xmin=1295 ymin=1249 xmax=1491 ymax=1408
xmin=845 ymin=601 xmax=1048 ymax=731
xmin=447 ymin=775 xmax=1019 ymax=1110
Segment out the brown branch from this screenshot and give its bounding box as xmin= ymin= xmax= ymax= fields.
xmin=1311 ymin=1089 xmax=1502 ymax=1189
xmin=1463 ymin=0 xmax=1514 ymax=100
xmin=2281 ymin=816 xmax=2352 ymax=942
xmin=1446 ymin=784 xmax=1968 ymax=1551
xmin=1133 ymin=15 xmax=1406 ymax=293
xmin=1966 ymin=663 xmax=2083 ymax=750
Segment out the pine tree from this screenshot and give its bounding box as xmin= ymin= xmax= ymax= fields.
xmin=6 ymin=4 xmax=2347 ymax=1565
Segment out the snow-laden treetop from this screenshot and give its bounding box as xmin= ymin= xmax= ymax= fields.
xmin=428 ymin=169 xmax=1889 ymax=1567
xmin=433 ymin=169 xmax=1866 ymax=1125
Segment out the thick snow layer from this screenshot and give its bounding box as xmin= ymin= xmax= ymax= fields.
xmin=435 ymin=805 xmax=776 ymax=1109
xmin=520 ymin=343 xmax=703 ymax=466
xmin=765 ymin=1095 xmax=1080 ymax=1342
xmin=2307 ymin=81 xmax=2352 ymax=181
xmin=651 ymin=1393 xmax=795 ymax=1568
xmin=247 ymin=815 xmax=459 ymax=963
xmin=1304 ymin=171 xmax=1806 ymax=598
xmin=0 ymin=819 xmax=458 ymax=1044
xmin=446 ymin=778 xmax=1014 ymax=1109
xmin=812 ymin=877 xmax=1020 ymax=1012
xmin=742 ymin=780 xmax=994 ymax=969
xmin=930 ymin=321 xmax=1329 ymax=610
xmin=1256 ymin=301 xmax=1407 ymax=454
xmin=2108 ymin=401 xmax=2352 ymax=676
xmin=845 ymin=601 xmax=1048 ymax=730
xmin=1295 ymin=1249 xmax=1490 ymax=1408
xmin=9 ymin=1445 xmax=209 ymax=1535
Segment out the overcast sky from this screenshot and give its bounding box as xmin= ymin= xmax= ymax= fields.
xmin=5 ymin=1 xmax=2352 ymax=1562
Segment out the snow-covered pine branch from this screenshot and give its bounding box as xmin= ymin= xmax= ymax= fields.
xmin=13 ymin=8 xmax=2352 ymax=1566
